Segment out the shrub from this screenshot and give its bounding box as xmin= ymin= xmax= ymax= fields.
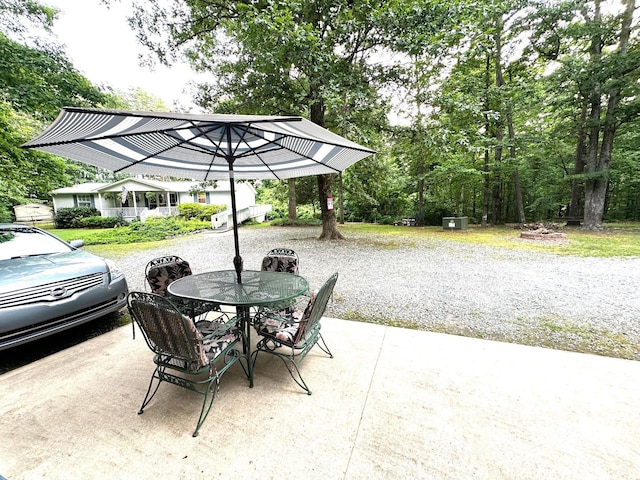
xmin=55 ymin=207 xmax=101 ymax=228
xmin=178 ymin=202 xmax=226 ymax=221
xmin=296 ymin=205 xmax=320 ymax=221
xmin=77 ymin=216 xmax=124 ymax=228
xmin=74 ymin=217 xmax=211 ymax=245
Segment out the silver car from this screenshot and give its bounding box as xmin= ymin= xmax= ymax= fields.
xmin=0 ymin=223 xmax=129 ymax=351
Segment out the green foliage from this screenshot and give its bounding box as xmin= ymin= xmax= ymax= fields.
xmin=0 ymin=3 xmax=115 ymax=222
xmin=107 ymin=87 xmax=169 ymax=111
xmin=79 ymin=217 xmax=211 ymax=245
xmin=339 ymin=222 xmax=640 ymax=258
xmin=77 ymin=215 xmax=126 ymax=229
xmin=269 ymin=216 xmax=321 ymax=227
xmin=54 ymin=207 xmax=100 ymax=228
xmin=343 ymin=149 xmax=413 ymax=223
xmin=0 ymin=0 xmax=57 ymax=39
xmin=2 ymin=0 xmax=640 ymax=236
xmin=177 ymin=202 xmax=226 ymax=221
xmin=0 ymin=33 xmax=108 ymax=121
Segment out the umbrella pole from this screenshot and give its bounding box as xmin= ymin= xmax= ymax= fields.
xmin=227 ymin=155 xmax=243 ymax=284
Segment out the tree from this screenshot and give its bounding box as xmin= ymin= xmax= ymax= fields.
xmin=0 ymin=1 xmax=112 ymax=220
xmin=128 ymin=0 xmax=387 ymax=239
xmin=108 ymin=87 xmax=169 ymax=112
xmin=525 ymin=0 xmax=640 ymax=229
xmin=0 ymin=0 xmax=57 ymax=41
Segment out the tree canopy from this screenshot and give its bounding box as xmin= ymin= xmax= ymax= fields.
xmin=1 ymin=0 xmax=639 ymax=228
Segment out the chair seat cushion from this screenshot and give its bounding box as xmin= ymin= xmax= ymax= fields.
xmin=196 ymin=320 xmax=241 ymax=362
xmin=261 ymin=255 xmax=298 ymax=274
xmin=255 ymin=291 xmax=316 ymax=344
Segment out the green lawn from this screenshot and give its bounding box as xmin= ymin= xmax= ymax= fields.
xmin=339 ymin=222 xmax=640 ymax=258
xmin=45 ymin=221 xmax=640 ymax=258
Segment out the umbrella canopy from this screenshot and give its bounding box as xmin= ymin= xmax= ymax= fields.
xmin=23 ymin=107 xmax=376 ymax=282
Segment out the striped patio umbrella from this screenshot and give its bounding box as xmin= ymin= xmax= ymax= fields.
xmin=23 ymin=107 xmax=375 ymax=282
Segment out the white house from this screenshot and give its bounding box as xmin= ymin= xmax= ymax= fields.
xmin=51 ymin=177 xmax=271 ymax=225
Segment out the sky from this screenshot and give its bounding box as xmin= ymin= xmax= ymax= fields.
xmin=44 ymin=0 xmax=199 ymax=110
xmin=42 ymin=0 xmax=407 ymax=123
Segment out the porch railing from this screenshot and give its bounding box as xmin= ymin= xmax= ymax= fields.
xmin=101 ymin=207 xmax=145 ymax=218
xmin=211 ymin=204 xmax=272 ymax=229
xmin=100 ymin=205 xmax=271 ymax=225
xmin=100 ymin=207 xmax=178 ymax=220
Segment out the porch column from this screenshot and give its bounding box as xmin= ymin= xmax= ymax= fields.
xmin=132 ymin=190 xmax=138 ymax=216
xmin=97 ymin=193 xmax=104 ymax=215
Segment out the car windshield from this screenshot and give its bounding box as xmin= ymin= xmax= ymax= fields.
xmin=0 ymin=228 xmax=71 ymax=260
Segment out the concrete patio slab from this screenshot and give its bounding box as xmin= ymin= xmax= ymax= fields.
xmin=1 ymin=318 xmax=639 ymax=479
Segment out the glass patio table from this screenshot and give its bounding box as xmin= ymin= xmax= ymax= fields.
xmin=167 ymin=269 xmax=309 ymax=387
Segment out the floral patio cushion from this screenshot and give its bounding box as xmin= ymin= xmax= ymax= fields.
xmin=260 ymin=255 xmax=298 ymax=274
xmin=255 ymin=291 xmax=317 ymax=345
xmin=147 ymin=261 xmax=193 ymax=296
xmin=195 ymin=320 xmax=240 ymax=363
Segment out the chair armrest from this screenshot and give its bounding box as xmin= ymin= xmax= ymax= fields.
xmin=255 ymin=292 xmax=310 ymax=318
xmin=195 ymin=313 xmax=240 ymax=340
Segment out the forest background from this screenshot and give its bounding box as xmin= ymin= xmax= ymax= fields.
xmin=1 ymin=0 xmax=638 ymax=232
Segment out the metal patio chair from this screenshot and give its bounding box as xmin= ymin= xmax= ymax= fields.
xmin=251 ymin=272 xmax=338 ymax=395
xmin=127 ymin=291 xmax=248 ymax=437
xmin=260 ymin=248 xmax=300 ymax=275
xmin=144 ymin=255 xmax=221 ymax=321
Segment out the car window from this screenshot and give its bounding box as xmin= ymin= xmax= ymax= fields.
xmin=0 ymin=229 xmax=72 ymax=260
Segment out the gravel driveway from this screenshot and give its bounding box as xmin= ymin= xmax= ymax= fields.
xmin=117 ymin=226 xmax=640 ymax=360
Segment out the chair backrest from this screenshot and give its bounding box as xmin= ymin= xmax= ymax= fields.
xmin=145 ymin=255 xmax=193 ymax=296
xmin=261 ymin=248 xmax=299 ymax=274
xmin=294 ymin=272 xmax=338 ymax=344
xmin=127 ymin=291 xmax=206 ymax=368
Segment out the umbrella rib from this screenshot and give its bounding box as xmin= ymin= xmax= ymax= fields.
xmin=111 ymin=122 xmax=231 ymax=174
xmin=189 ymin=123 xmax=235 ymax=182
xmin=110 ymin=129 xmax=204 ymax=174
xmin=229 ymin=125 xmax=283 ymax=181
xmin=233 ymin=124 xmax=343 ymax=174
xmin=23 ymin=122 xmax=207 ymax=148
xmin=245 ymin=124 xmax=376 ymax=155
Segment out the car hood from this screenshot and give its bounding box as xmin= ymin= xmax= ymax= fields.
xmin=0 ymin=250 xmax=109 ymax=293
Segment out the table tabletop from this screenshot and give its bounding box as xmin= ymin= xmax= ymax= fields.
xmin=167 ymin=270 xmax=309 ymax=307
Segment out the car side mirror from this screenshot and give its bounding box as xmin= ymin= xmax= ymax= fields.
xmin=69 ymin=240 xmax=84 ymax=248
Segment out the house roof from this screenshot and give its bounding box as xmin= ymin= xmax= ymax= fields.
xmin=53 ymin=183 xmax=109 ymax=194
xmin=52 ymin=178 xmax=257 ymax=195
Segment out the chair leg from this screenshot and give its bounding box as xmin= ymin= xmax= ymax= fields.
xmin=254 ymin=342 xmax=312 ymax=395
xmin=315 ymin=333 xmax=333 ymax=358
xmin=282 ymin=356 xmax=312 ymax=395
xmin=138 ymin=368 xmax=163 ymax=414
xmin=192 ymin=376 xmax=219 ymax=437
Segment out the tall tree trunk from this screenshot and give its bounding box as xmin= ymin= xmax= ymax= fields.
xmin=482 ymin=55 xmax=491 ymax=227
xmin=492 ymin=22 xmax=504 ymax=225
xmin=583 ymin=0 xmax=604 ymax=229
xmin=318 ymin=173 xmax=342 ymax=239
xmin=288 ymin=178 xmax=297 ymax=222
xmin=417 ymin=161 xmax=425 ymax=226
xmin=505 ymin=78 xmax=525 ymax=223
xmin=583 ymin=0 xmax=634 ymax=229
xmin=309 ymin=81 xmax=343 ymax=240
xmin=568 ymin=104 xmax=587 ymax=219
xmin=513 ymin=169 xmax=525 ymax=223
xmin=338 ymin=173 xmax=345 ymax=224
xmin=482 ymin=149 xmax=490 ymax=227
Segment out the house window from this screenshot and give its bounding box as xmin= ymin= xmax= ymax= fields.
xmin=170 ymin=193 xmax=177 ymax=205
xmin=197 ymin=192 xmax=206 ymax=204
xmin=77 ymin=194 xmax=92 ymax=207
